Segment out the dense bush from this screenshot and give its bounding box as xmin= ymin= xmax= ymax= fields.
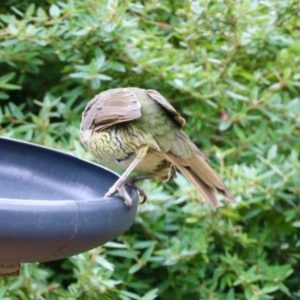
xmin=0 ymin=0 xmax=299 ymax=299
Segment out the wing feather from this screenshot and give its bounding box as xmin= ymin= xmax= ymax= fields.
xmin=146 ymin=89 xmax=185 ymax=127
xmin=81 ymin=89 xmax=142 ymax=132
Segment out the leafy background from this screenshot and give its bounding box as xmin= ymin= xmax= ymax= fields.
xmin=0 ymin=0 xmax=300 ymax=299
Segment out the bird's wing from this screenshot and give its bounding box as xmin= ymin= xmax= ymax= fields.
xmin=146 ymin=89 xmax=185 ymax=128
xmin=146 ymin=89 xmax=235 ymax=206
xmin=81 ymin=89 xmax=142 ymax=132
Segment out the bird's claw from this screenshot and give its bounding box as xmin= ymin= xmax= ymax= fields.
xmin=125 ymin=179 xmax=148 ymax=204
xmin=105 ymin=185 xmax=132 ymax=209
xmin=105 ymin=175 xmax=150 ymax=208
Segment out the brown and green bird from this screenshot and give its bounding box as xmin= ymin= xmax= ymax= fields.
xmin=80 ymin=87 xmax=235 ymax=208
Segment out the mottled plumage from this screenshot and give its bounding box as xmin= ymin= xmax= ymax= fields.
xmin=80 ymin=87 xmax=235 ymax=207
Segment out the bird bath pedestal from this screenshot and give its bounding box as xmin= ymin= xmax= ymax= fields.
xmin=0 ymin=137 xmax=138 ymax=277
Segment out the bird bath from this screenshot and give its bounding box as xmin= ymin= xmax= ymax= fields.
xmin=0 ymin=137 xmax=138 ymax=277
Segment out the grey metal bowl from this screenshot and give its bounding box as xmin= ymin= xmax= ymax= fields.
xmin=0 ymin=137 xmax=138 ymax=264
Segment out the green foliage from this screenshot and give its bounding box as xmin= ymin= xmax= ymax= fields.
xmin=0 ymin=0 xmax=300 ymax=299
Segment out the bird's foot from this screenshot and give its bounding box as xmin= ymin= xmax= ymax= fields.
xmin=126 ymin=174 xmax=154 ymax=204
xmin=105 ymin=174 xmax=153 ymax=207
xmin=125 ymin=177 xmax=148 ymax=204
xmin=105 ymin=182 xmax=133 ymax=208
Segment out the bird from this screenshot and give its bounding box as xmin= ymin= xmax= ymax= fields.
xmin=80 ymin=87 xmax=235 ymax=208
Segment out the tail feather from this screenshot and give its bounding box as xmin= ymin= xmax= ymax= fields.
xmin=189 ymin=152 xmax=235 ymax=203
xmin=178 ymin=165 xmax=219 ymax=207
xmin=166 ymin=152 xmax=235 ymax=207
xmin=189 ymin=152 xmax=227 ymax=190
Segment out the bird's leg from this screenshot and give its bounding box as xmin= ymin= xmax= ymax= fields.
xmin=105 ymin=146 xmax=149 ymax=208
xmin=171 ymin=166 xmax=177 ymax=178
xmin=105 ymin=157 xmax=142 ymax=207
xmin=126 ymin=164 xmax=177 ymax=204
xmin=126 ymin=174 xmax=154 ymax=204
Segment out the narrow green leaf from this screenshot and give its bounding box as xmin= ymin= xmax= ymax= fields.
xmin=49 ymin=4 xmax=60 ymax=18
